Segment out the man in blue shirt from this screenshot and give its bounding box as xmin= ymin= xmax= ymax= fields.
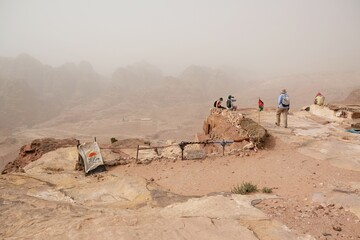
xmin=276 ymin=89 xmax=290 ymax=128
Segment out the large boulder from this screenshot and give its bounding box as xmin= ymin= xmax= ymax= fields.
xmin=2 ymin=138 xmax=78 ymax=174
xmin=203 ymin=109 xmax=267 ymax=147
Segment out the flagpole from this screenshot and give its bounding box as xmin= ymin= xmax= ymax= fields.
xmin=258 ymin=97 xmax=260 ymax=124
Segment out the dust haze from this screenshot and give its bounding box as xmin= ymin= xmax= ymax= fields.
xmin=2 ymin=1 xmax=360 ymax=237
xmin=1 ymin=0 xmax=360 ymax=167
xmin=1 ymin=0 xmax=360 ymax=75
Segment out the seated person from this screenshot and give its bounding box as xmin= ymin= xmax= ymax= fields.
xmin=214 ymin=97 xmax=226 ymax=109
xmin=314 ymin=92 xmax=325 ymax=106
xmin=226 ymin=95 xmax=237 ymax=110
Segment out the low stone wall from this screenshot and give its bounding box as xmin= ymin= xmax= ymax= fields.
xmin=310 ymin=104 xmax=360 ymax=122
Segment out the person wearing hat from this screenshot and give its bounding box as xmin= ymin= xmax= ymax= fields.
xmin=226 ymin=95 xmax=237 ymax=111
xmin=276 ymin=89 xmax=290 ymax=128
xmin=314 ymin=92 xmax=325 ymax=106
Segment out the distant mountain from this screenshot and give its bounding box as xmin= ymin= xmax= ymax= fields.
xmin=111 ymin=62 xmax=163 ymax=92
xmin=0 ymin=54 xmax=107 ymax=130
xmin=0 ymin=54 xmax=106 ymax=101
xmin=0 ymin=77 xmax=44 ymax=128
xmin=179 ymin=65 xmax=247 ymax=101
xmin=0 ymin=54 xmax=47 ymax=94
xmin=107 ymin=64 xmax=252 ymax=107
xmin=342 ymin=89 xmax=360 ymax=104
xmin=2 ymin=53 xmax=359 ymax=131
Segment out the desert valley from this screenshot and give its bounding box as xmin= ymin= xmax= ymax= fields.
xmin=0 ymin=53 xmax=360 ymax=239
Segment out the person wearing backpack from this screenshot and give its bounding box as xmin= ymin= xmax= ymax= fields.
xmin=276 ymin=89 xmax=290 ymax=128
xmin=214 ymin=97 xmax=226 ymax=109
xmin=226 ymin=95 xmax=237 ymax=111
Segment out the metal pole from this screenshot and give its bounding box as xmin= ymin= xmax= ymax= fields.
xmin=222 ymin=139 xmax=225 ymax=156
xmin=136 ymin=145 xmax=139 ymax=162
xmin=179 ymin=142 xmax=186 ymax=160
xmin=76 ymin=140 xmax=82 ymax=171
xmin=77 ymin=140 xmax=81 ymax=163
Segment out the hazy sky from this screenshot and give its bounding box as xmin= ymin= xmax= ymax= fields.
xmin=1 ymin=0 xmax=360 ymax=76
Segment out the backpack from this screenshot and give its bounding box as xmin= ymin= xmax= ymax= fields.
xmin=226 ymin=99 xmax=232 ymax=108
xmin=281 ymin=94 xmax=290 ymax=106
xmin=213 ymin=100 xmax=217 ymax=107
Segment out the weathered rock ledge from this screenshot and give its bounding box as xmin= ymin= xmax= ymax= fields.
xmin=203 ymin=108 xmax=268 ymax=146
xmin=2 ymin=138 xmax=78 ymax=174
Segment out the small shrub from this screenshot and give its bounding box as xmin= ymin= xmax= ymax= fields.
xmin=110 ymin=137 xmax=118 ymax=144
xmin=261 ymin=187 xmax=273 ymax=194
xmin=231 ymin=182 xmax=258 ymax=195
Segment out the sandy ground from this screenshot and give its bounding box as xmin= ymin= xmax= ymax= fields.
xmin=110 ymin=108 xmax=360 ymax=239
xmin=1 ymin=106 xmax=360 ymax=239
xmin=116 ymin=143 xmax=360 ymax=238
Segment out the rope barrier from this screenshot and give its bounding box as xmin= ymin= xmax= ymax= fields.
xmin=99 ymin=144 xmax=178 ymax=151
xmin=177 ymin=137 xmax=249 ymax=158
xmin=78 ymin=136 xmax=251 ymax=162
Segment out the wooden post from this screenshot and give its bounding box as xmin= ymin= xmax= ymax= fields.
xmin=222 ymin=139 xmax=225 ymax=156
xmin=179 ymin=142 xmax=186 ymax=160
xmin=77 ymin=140 xmax=81 ymax=164
xmin=136 ymin=145 xmax=139 ymax=162
xmin=75 ymin=140 xmax=83 ymax=171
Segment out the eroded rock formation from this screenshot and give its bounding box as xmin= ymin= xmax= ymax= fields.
xmin=309 ymin=104 xmax=360 ymax=122
xmin=203 ymin=108 xmax=268 ymax=146
xmin=2 ymin=138 xmax=78 ymax=174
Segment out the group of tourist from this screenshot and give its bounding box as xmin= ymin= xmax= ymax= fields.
xmin=214 ymin=90 xmax=325 ymax=129
xmin=214 ymin=95 xmax=237 ymax=111
xmin=275 ymin=90 xmax=325 ymax=128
